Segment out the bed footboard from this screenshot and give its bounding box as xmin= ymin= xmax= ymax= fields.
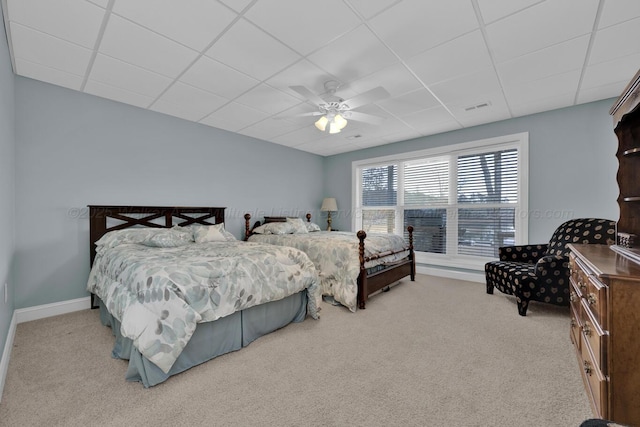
xmin=357 ymin=226 xmax=415 ymax=309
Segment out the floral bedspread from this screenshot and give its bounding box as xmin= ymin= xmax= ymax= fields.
xmin=248 ymin=231 xmax=408 ymax=312
xmin=87 ymin=241 xmax=319 ymax=373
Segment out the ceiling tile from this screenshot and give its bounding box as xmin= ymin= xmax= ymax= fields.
xmin=200 ymin=102 xmax=269 ymax=132
xmin=152 ymin=82 xmax=229 ymax=121
xmin=239 ymin=116 xmax=307 ymax=141
xmin=9 ymin=23 xmax=92 ymax=76
xmin=476 ymin=0 xmax=542 ymax=25
xmin=234 ymin=83 xmax=302 ymax=115
xmin=205 ymin=18 xmax=300 ymax=81
xmin=266 ymin=59 xmax=340 ymax=99
xmin=89 ymin=54 xmax=173 ymax=98
xmin=406 ymin=30 xmax=493 ymax=86
xmin=14 ymin=58 xmax=84 ymax=90
xmin=348 ymin=0 xmax=401 ymax=20
xmin=368 ymin=0 xmax=478 ymax=60
xmin=245 ymin=0 xmax=361 ymax=55
xmin=429 ymin=67 xmax=502 ymax=105
xmin=577 ymin=81 xmax=626 ymax=105
xmin=400 ymin=106 xmax=457 ymax=130
xmin=7 ymin=0 xmax=104 ymax=48
xmin=510 ymin=92 xmax=576 ymax=117
xmin=590 ymin=18 xmax=640 ymax=65
xmin=581 ymin=53 xmax=640 ymax=92
xmin=84 ymin=80 xmax=155 ymax=108
xmin=271 ymin=126 xmax=332 ymax=147
xmin=112 ymin=0 xmax=237 ymax=51
xmin=598 ymin=0 xmax=640 ymax=28
xmin=449 ymin=92 xmax=511 ymax=127
xmin=504 ymin=69 xmax=581 ymax=105
xmin=497 ymin=35 xmax=589 ymax=86
xmin=180 ymin=55 xmax=259 ymax=99
xmin=87 ymin=0 xmax=110 ymax=8
xmin=307 ymin=25 xmax=398 ymax=84
xmin=218 ymin=0 xmax=254 ymax=13
xmin=378 ymin=89 xmax=440 ymax=117
xmin=100 ymin=15 xmax=199 ymax=78
xmin=346 ymin=63 xmax=423 ymax=99
xmin=485 ymin=0 xmax=599 ymax=62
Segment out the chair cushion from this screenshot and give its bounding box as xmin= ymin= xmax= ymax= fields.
xmin=546 ymin=218 xmax=616 ymax=257
xmin=485 ymin=261 xmax=536 ymax=297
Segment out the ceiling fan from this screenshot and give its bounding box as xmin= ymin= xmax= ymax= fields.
xmin=289 ymin=81 xmax=390 ymax=134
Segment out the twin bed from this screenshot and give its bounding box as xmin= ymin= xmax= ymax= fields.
xmin=245 ymin=213 xmax=415 ymax=312
xmin=87 ymin=205 xmax=415 ymax=387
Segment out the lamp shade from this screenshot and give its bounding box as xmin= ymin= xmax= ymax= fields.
xmin=320 ymin=197 xmax=338 ymax=211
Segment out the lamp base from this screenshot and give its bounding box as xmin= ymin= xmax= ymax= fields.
xmin=327 ymin=212 xmax=332 ymax=231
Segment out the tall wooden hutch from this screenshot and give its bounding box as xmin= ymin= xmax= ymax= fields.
xmin=568 ymin=68 xmax=640 ymax=425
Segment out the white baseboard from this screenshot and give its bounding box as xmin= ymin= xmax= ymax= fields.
xmin=14 ymin=296 xmax=91 ymax=324
xmin=0 ymin=312 xmax=17 ymax=404
xmin=416 ymin=265 xmax=485 ymax=283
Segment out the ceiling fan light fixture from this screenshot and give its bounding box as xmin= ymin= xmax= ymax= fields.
xmin=334 ymin=113 xmax=348 ymax=130
xmin=315 ymin=115 xmax=329 ymax=131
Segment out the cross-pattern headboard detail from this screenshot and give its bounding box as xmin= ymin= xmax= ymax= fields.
xmin=88 ymin=205 xmax=225 ymax=265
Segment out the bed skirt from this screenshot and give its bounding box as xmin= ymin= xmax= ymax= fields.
xmin=98 ymin=291 xmax=308 ymax=387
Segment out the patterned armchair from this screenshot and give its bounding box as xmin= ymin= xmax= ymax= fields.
xmin=485 ymin=218 xmax=616 ymax=316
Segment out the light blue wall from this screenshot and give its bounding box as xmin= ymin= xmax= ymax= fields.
xmin=0 ymin=11 xmax=16 ymax=363
xmin=14 ymin=78 xmax=324 ymax=309
xmin=324 ymin=99 xmax=619 ymax=245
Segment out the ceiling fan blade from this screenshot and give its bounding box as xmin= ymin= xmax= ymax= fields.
xmin=342 ymin=87 xmax=390 ymax=110
xmin=289 ymin=85 xmax=326 ymax=107
xmin=346 ymin=111 xmax=386 ymax=126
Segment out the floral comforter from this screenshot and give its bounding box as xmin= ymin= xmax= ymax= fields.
xmin=87 ymin=240 xmax=319 ymax=373
xmin=248 ymin=231 xmax=409 ymax=312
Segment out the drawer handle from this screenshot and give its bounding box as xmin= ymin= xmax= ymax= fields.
xmin=588 ymin=293 xmax=597 ymax=305
xmin=583 ymin=323 xmax=591 ymax=337
xmin=570 ymin=292 xmax=578 ymax=303
xmin=583 ymin=360 xmax=592 ymax=375
xmin=578 ymin=280 xmax=586 ymax=291
xmin=570 ymin=319 xmax=577 ymax=328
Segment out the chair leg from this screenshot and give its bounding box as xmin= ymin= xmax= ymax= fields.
xmin=486 ymin=282 xmax=494 ymax=294
xmin=517 ymin=299 xmax=528 ymax=316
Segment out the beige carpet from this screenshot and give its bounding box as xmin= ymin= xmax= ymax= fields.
xmin=0 ymin=275 xmax=593 ymax=426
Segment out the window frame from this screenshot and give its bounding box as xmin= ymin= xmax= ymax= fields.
xmin=352 ymin=132 xmax=529 ymax=271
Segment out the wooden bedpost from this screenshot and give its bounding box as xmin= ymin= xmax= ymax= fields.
xmin=306 ymin=213 xmax=311 ymax=222
xmin=407 ymin=225 xmax=416 ymax=281
xmin=244 ymin=213 xmax=251 ymax=241
xmin=357 ymin=230 xmax=367 ymax=309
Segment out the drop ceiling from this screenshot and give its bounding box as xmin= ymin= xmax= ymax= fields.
xmin=2 ymin=0 xmax=639 ymax=156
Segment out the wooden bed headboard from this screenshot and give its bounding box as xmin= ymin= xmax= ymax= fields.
xmin=88 ymin=205 xmax=225 ymax=265
xmin=244 ymin=213 xmax=311 ymax=240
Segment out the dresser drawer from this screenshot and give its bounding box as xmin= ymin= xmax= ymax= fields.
xmin=581 ymin=299 xmax=608 ymax=374
xmin=570 ymin=303 xmax=582 ymax=351
xmin=580 ymin=334 xmax=608 ymax=419
xmin=585 ymin=275 xmax=607 ymax=329
xmin=570 ymin=255 xmax=589 ymax=297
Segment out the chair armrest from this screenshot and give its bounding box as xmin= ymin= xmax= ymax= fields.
xmin=498 ymin=244 xmax=548 ymax=263
xmin=534 ymin=255 xmax=569 ymax=275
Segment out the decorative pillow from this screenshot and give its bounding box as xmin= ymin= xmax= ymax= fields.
xmin=305 ymin=222 xmax=321 ymax=232
xmin=141 ymin=229 xmax=194 ymax=248
xmin=251 ymin=222 xmax=294 ymax=235
xmin=287 ymin=217 xmax=309 ymax=234
xmin=192 ymin=223 xmax=236 ymax=243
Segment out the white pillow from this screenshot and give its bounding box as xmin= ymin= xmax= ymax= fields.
xmin=192 ymin=223 xmax=236 ymax=243
xmin=286 ymin=217 xmax=309 ymax=234
xmin=141 ymin=229 xmax=193 ymax=247
xmin=305 ymin=222 xmax=321 ymax=232
xmin=252 ymin=222 xmax=294 ymax=235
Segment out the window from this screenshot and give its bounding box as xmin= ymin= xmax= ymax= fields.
xmin=353 ymin=133 xmax=528 ymax=269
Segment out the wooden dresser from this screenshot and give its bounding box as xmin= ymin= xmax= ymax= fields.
xmin=569 ymin=244 xmax=640 ymax=424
